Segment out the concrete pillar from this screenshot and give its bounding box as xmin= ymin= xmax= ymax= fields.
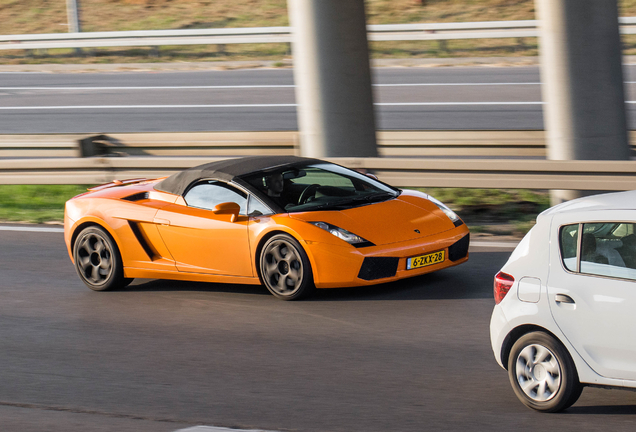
xmin=287 ymin=0 xmax=378 ymax=157
xmin=535 ymin=0 xmax=630 ymax=204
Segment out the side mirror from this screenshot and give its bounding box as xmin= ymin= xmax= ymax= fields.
xmin=212 ymin=202 xmax=240 ymax=222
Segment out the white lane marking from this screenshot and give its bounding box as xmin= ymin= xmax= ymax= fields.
xmin=471 ymin=241 xmax=518 ymax=249
xmin=0 ymin=85 xmax=295 ymax=91
xmin=9 ymin=80 xmax=636 ymax=91
xmin=0 ymin=71 xmax=50 ymax=74
xmin=377 ymin=101 xmax=543 ymax=106
xmin=174 ymin=427 xmax=279 ymax=432
xmin=9 ymin=80 xmax=636 ymax=90
xmin=0 ymin=82 xmax=541 ymax=91
xmin=0 ymin=104 xmax=298 ymax=110
xmin=0 ymin=102 xmax=545 ymax=110
xmin=0 ymin=226 xmax=64 ymax=233
xmin=376 ymin=82 xmax=540 ymax=87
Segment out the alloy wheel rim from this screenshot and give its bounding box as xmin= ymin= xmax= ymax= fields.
xmin=262 ymin=239 xmax=303 ymax=295
xmin=515 ymin=343 xmax=562 ymax=402
xmin=77 ymin=233 xmax=113 ymax=285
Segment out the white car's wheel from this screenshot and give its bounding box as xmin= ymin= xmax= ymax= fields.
xmin=508 ymin=331 xmax=583 ymax=412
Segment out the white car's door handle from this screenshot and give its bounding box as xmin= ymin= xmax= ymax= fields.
xmin=555 ymin=294 xmax=575 ymax=304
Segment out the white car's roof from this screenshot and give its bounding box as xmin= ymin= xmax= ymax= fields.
xmin=542 ymin=190 xmax=636 ymax=216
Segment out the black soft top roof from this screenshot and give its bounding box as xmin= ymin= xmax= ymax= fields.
xmin=155 ymin=156 xmax=321 ymax=196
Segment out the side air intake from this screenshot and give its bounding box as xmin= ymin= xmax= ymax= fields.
xmin=128 ymin=221 xmax=160 ymax=260
xmin=449 ymin=234 xmax=470 ymax=262
xmin=357 ymin=257 xmax=399 ymax=281
xmin=123 ymin=192 xmax=149 ymax=202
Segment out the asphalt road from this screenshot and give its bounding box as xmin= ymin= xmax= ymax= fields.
xmin=0 ymin=66 xmax=595 ymax=133
xmin=1 ymin=229 xmax=635 ymax=432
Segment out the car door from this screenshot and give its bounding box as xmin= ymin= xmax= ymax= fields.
xmin=548 ymin=211 xmax=636 ymax=381
xmin=154 ymin=180 xmax=253 ymax=277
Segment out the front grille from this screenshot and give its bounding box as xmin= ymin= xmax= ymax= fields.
xmin=449 ymin=233 xmax=470 ymax=261
xmin=358 ymin=257 xmax=399 ymax=281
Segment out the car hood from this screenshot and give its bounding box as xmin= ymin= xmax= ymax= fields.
xmin=289 ymin=194 xmax=455 ymax=246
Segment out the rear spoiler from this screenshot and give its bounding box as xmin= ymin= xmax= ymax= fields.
xmin=88 ymin=178 xmax=148 ymax=192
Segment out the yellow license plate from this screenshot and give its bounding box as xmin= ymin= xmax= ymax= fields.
xmin=407 ymin=250 xmax=445 ymax=270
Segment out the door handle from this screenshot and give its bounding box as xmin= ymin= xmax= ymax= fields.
xmin=153 ymin=218 xmax=170 ymax=226
xmin=555 ymin=294 xmax=575 ymax=304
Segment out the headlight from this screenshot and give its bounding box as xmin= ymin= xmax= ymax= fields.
xmin=310 ymin=222 xmax=373 ymax=246
xmin=426 ymin=195 xmax=462 ymax=225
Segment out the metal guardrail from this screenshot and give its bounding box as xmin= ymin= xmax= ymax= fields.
xmin=2 ymin=131 xmax=635 ymax=190
xmin=2 ymin=18 xmax=636 ymax=51
xmin=0 ymin=132 xmax=299 ymax=158
xmin=0 ymin=131 xmax=554 ymax=159
xmin=6 ymin=130 xmax=636 ymax=159
xmin=2 ymin=156 xmax=636 ymax=191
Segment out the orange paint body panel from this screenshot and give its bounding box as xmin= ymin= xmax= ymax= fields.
xmin=65 ymin=174 xmax=469 ymax=291
xmin=155 ymin=204 xmax=253 ymax=276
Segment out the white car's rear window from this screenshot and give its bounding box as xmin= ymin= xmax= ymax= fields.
xmin=560 ymin=222 xmax=636 ymax=281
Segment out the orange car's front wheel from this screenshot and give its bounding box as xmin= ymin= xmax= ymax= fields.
xmin=260 ymin=234 xmax=315 ymax=300
xmin=73 ymin=226 xmax=130 ymax=291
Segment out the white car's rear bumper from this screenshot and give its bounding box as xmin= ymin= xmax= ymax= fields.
xmin=490 ymin=304 xmax=511 ymax=369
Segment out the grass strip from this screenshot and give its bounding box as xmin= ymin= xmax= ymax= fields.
xmin=0 ymin=185 xmax=87 ymax=223
xmin=419 ymin=188 xmax=551 ymax=236
xmin=0 ymin=185 xmax=549 ymax=237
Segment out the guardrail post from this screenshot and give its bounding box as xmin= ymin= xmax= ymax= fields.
xmin=66 ymin=0 xmax=82 ymax=55
xmin=516 ymin=37 xmax=526 ymax=51
xmin=536 ymin=0 xmax=630 ymax=204
xmin=438 ymin=39 xmax=449 ymax=53
xmin=287 ymin=0 xmax=378 ymax=157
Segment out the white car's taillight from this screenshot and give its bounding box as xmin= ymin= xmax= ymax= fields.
xmin=494 ymin=271 xmax=514 ymax=304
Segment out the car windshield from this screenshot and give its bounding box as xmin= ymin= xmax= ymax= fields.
xmin=239 ymin=163 xmax=400 ymax=213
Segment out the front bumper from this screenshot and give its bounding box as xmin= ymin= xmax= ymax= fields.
xmin=64 ymin=212 xmax=76 ymax=262
xmin=306 ymin=225 xmax=470 ymax=288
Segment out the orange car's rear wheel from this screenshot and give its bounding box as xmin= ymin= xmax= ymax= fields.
xmin=260 ymin=234 xmax=315 ymax=300
xmin=73 ymin=226 xmax=128 ymax=291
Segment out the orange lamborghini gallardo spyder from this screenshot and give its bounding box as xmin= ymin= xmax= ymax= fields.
xmin=65 ymin=156 xmax=469 ymax=300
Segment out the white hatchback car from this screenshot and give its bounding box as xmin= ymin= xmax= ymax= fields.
xmin=490 ymin=190 xmax=636 ymax=412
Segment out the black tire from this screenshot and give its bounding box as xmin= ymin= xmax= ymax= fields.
xmin=508 ymin=331 xmax=583 ymax=412
xmin=73 ymin=226 xmax=127 ymax=291
xmin=259 ymin=234 xmax=315 ymax=300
